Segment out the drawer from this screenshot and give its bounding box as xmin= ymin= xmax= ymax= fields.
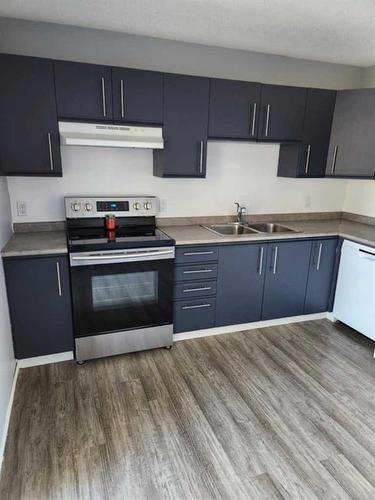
xmin=174 ymin=298 xmax=216 ymax=333
xmin=176 ymin=246 xmax=218 ymax=264
xmin=174 ymin=279 xmax=217 ymax=300
xmin=175 ymin=263 xmax=218 ymax=282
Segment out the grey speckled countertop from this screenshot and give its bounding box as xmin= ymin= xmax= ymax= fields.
xmin=1 ymin=231 xmax=67 ymax=258
xmin=160 ymin=219 xmax=375 ymax=248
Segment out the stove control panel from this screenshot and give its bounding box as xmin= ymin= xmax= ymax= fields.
xmin=65 ymin=196 xmax=160 ymax=218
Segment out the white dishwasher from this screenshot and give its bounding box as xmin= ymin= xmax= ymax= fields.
xmin=333 ymin=240 xmax=375 ymax=341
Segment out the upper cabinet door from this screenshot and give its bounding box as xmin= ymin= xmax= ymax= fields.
xmin=0 ymin=54 xmax=62 ymax=176
xmin=112 ymin=68 xmax=163 ymax=124
xmin=54 ymin=61 xmax=113 ymax=121
xmin=326 ymin=89 xmax=375 ymax=178
xmin=258 ymin=84 xmax=307 ymax=141
xmin=153 ymin=74 xmax=209 ymax=177
xmin=208 ymin=79 xmax=261 ymax=139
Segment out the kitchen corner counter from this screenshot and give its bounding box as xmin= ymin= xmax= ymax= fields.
xmin=1 ymin=231 xmax=67 ymax=258
xmin=160 ymin=219 xmax=375 ymax=247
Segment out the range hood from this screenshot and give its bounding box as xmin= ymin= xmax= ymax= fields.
xmin=59 ymin=121 xmax=164 ymax=149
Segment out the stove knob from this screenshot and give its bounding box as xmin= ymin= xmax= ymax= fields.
xmin=144 ymin=201 xmax=152 ymax=210
xmin=71 ymin=202 xmax=81 ymax=212
xmin=133 ymin=202 xmax=141 ymax=210
xmin=85 ymin=203 xmax=93 ymax=212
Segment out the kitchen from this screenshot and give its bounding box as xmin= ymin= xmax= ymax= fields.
xmin=0 ymin=4 xmax=375 ymax=499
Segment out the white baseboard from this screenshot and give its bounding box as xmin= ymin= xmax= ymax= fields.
xmin=17 ymin=351 xmax=74 ymax=368
xmin=173 ymin=312 xmax=328 ymax=342
xmin=0 ymin=362 xmax=19 ymax=473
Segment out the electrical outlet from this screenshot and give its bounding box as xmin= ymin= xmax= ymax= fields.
xmin=16 ymin=201 xmax=27 ymax=217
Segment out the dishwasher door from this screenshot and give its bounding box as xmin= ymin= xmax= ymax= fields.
xmin=333 ymin=240 xmax=375 ymax=341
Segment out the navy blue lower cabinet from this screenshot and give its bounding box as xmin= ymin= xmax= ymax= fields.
xmin=174 ymin=298 xmax=216 ymax=333
xmin=4 ymin=255 xmax=74 ymax=359
xmin=216 ymin=244 xmax=267 ymax=327
xmin=174 ymin=279 xmax=217 ymax=300
xmin=304 ymin=238 xmax=338 ymax=314
xmin=261 ymin=240 xmax=312 ymax=320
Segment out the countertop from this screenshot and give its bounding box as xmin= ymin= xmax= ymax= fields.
xmin=2 ymin=218 xmax=375 ymax=258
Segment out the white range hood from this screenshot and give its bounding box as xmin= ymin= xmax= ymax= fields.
xmin=59 ymin=121 xmax=164 ymax=149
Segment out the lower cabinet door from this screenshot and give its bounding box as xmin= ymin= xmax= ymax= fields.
xmin=4 ymin=256 xmax=74 ymax=359
xmin=174 ymin=298 xmax=216 ymax=333
xmin=216 ymin=244 xmax=267 ymax=327
xmin=262 ymin=241 xmax=311 ymax=320
xmin=304 ymin=239 xmax=338 ymax=314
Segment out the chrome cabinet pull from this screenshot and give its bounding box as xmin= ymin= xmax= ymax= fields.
xmin=183 ymin=286 xmax=212 ymax=293
xmin=265 ymin=104 xmax=271 ymax=137
xmin=251 ymin=102 xmax=257 ymax=136
xmin=199 ymin=141 xmax=204 ymax=174
xmin=316 ymin=243 xmax=323 ymax=271
xmin=182 ymin=303 xmax=211 ymax=310
xmin=183 ymin=269 xmax=213 ymax=274
xmin=56 ymin=262 xmax=62 ymax=296
xmin=330 ymin=145 xmax=338 ymax=174
xmin=183 ymin=251 xmax=214 ymax=256
xmin=305 ymin=144 xmax=311 ymax=174
xmin=120 ymin=79 xmax=125 ymax=117
xmin=272 ymin=246 xmax=278 ymax=275
xmin=258 ymin=246 xmax=264 ymax=275
xmin=47 ymin=132 xmax=54 ymax=171
xmin=101 ymin=77 xmax=106 ymax=117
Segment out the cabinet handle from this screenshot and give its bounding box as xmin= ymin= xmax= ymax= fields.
xmin=199 ymin=141 xmax=204 ymax=174
xmin=305 ymin=144 xmax=311 ymax=174
xmin=330 ymin=145 xmax=338 ymax=175
xmin=47 ymin=132 xmax=54 ymax=171
xmin=183 ymin=286 xmax=212 ymax=293
xmin=258 ymin=246 xmax=264 ymax=275
xmin=183 ymin=251 xmax=214 ymax=256
xmin=265 ymin=104 xmax=271 ymax=137
xmin=183 ymin=269 xmax=213 ymax=274
xmin=251 ymin=102 xmax=257 ymax=136
xmin=316 ymin=243 xmax=323 ymax=271
xmin=272 ymin=246 xmax=278 ymax=274
xmin=120 ymin=79 xmax=125 ymax=118
xmin=56 ymin=262 xmax=62 ymax=296
xmin=101 ymin=77 xmax=107 ymax=117
xmin=182 ymin=303 xmax=211 ymax=310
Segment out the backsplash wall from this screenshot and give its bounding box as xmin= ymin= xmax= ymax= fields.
xmin=7 ymin=142 xmax=348 ymax=223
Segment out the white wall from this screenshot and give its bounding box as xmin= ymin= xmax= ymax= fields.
xmin=0 ymin=17 xmax=363 ymax=89
xmin=361 ymin=65 xmax=375 ymax=88
xmin=0 ymin=178 xmax=16 ymax=464
xmin=343 ymin=182 xmax=375 ymax=218
xmin=8 ymin=143 xmax=348 ymax=222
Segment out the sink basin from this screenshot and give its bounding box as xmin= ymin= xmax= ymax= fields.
xmin=246 ymin=223 xmax=298 ymax=233
xmin=203 ymin=223 xmax=258 ymax=236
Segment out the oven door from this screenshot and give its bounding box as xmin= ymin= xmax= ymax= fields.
xmin=70 ymin=247 xmax=174 ymax=338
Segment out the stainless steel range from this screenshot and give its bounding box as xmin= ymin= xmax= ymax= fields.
xmin=65 ymin=196 xmax=175 ymax=362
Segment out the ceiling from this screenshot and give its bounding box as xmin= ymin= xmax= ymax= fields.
xmin=1 ymin=0 xmax=375 ymax=67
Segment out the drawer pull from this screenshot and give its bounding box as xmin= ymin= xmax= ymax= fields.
xmin=183 ymin=269 xmax=213 ymax=274
xmin=183 ymin=251 xmax=214 ymax=256
xmin=183 ymin=286 xmax=212 ymax=293
xmin=182 ymin=303 xmax=211 ymax=310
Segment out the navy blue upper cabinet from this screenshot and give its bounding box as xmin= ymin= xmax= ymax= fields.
xmin=262 ymin=240 xmax=311 ymax=320
xmin=4 ymin=256 xmax=74 ymax=359
xmin=304 ymin=238 xmax=337 ymax=314
xmin=153 ymin=74 xmax=210 ymax=177
xmin=278 ymin=89 xmax=336 ymax=178
xmin=216 ymin=244 xmax=267 ymax=326
xmin=0 ymin=54 xmax=62 ymax=176
xmin=54 ymin=61 xmax=113 ymax=121
xmin=258 ymin=84 xmax=307 ymax=141
xmin=208 ymin=79 xmax=261 ymax=139
xmin=112 ymin=68 xmax=163 ymax=124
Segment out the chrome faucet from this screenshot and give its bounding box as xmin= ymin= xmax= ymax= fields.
xmin=234 ymin=202 xmax=246 ymax=224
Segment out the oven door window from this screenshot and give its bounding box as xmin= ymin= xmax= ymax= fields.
xmin=70 ymin=259 xmax=173 ymax=337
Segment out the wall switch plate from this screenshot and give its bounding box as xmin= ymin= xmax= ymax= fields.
xmin=16 ymin=201 xmax=27 ymax=217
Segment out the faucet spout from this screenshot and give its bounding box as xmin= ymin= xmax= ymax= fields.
xmin=234 ymin=202 xmax=246 ymax=224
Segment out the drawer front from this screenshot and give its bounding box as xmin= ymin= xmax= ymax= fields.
xmin=176 ymin=246 xmax=218 ymax=264
xmin=174 ymin=298 xmax=216 ymax=333
xmin=175 ymin=263 xmax=218 ymax=282
xmin=174 ymin=279 xmax=217 ymax=300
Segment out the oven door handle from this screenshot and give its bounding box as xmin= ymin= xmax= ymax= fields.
xmin=70 ymin=248 xmax=175 ymax=265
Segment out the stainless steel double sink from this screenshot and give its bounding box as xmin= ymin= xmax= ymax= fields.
xmin=202 ymin=222 xmax=298 ymax=236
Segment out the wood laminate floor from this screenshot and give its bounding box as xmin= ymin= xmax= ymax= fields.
xmin=1 ymin=319 xmax=375 ymax=499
